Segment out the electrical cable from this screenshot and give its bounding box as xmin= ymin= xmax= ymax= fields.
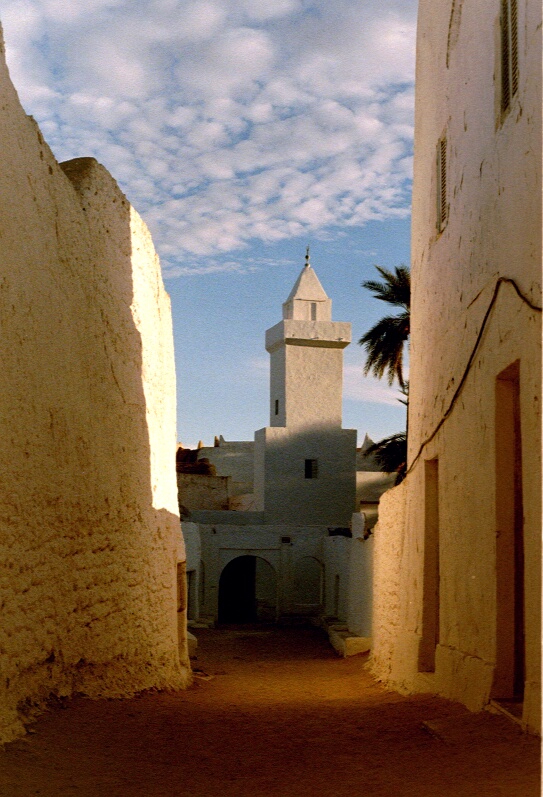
xmin=405 ymin=276 xmax=542 ymax=476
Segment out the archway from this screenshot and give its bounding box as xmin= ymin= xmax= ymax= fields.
xmin=218 ymin=555 xmax=277 ymax=624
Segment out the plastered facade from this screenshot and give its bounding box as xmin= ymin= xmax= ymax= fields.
xmin=191 ymin=516 xmax=373 ymax=628
xmin=178 ymin=473 xmax=230 ymax=511
xmin=195 ymin=439 xmax=255 ymax=498
xmin=254 ymin=426 xmax=357 ymax=526
xmin=0 ymin=28 xmax=187 ymax=743
xmin=267 ymin=321 xmax=351 ymax=429
xmin=197 ymin=523 xmax=328 ymax=620
xmin=194 ymin=435 xmax=384 ymax=514
xmin=371 ymin=0 xmax=541 ymax=733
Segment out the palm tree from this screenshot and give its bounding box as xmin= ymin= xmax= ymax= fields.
xmin=359 ymin=265 xmax=410 ymax=483
xmin=365 ymin=433 xmax=407 ymax=484
xmin=358 ymin=265 xmax=410 ymax=389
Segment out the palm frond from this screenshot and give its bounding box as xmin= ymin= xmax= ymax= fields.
xmin=359 ymin=264 xmax=410 ymax=388
xmin=398 ymin=381 xmax=409 ymax=407
xmin=365 ymin=432 xmax=407 ymax=482
xmin=358 ymin=312 xmax=410 ymax=387
xmin=361 ymin=265 xmax=410 ymax=310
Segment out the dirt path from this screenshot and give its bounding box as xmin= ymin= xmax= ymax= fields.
xmin=0 ymin=627 xmax=539 ymax=796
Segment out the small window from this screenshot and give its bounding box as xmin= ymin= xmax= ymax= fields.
xmin=310 ymin=302 xmax=317 ymax=321
xmin=305 ymin=459 xmax=318 ymax=479
xmin=501 ymin=0 xmax=519 ymax=114
xmin=436 ymin=135 xmax=448 ymax=233
xmin=274 ymin=399 xmax=279 ymax=416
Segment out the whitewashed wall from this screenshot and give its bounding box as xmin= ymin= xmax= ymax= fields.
xmin=371 ymin=0 xmax=541 ymax=733
xmin=0 ymin=27 xmax=187 ymax=743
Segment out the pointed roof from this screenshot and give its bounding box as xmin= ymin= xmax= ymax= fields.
xmin=360 ymin=433 xmax=375 ymax=453
xmin=285 ymin=249 xmax=329 ymax=303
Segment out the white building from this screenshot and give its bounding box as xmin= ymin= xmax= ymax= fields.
xmin=182 ymin=254 xmax=380 ymax=632
xmin=254 ymin=253 xmax=356 ymax=526
xmin=371 ymin=0 xmax=541 ymax=734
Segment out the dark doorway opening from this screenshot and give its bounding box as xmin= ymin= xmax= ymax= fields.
xmin=218 ymin=555 xmax=277 ymax=624
xmin=492 ymin=361 xmax=524 ymax=712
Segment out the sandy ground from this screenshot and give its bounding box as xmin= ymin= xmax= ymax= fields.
xmin=0 ymin=626 xmax=540 ymax=797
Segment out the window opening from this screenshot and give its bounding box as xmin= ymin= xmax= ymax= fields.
xmin=501 ymin=0 xmax=519 ymax=114
xmin=274 ymin=399 xmax=279 ymax=416
xmin=310 ymin=302 xmax=317 ymax=321
xmin=436 ymin=135 xmax=448 ymax=233
xmin=304 ymin=459 xmax=318 ymax=479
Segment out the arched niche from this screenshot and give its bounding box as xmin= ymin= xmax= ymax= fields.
xmin=293 ymin=556 xmax=324 ymax=607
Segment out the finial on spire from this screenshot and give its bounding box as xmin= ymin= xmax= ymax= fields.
xmin=305 ymin=245 xmax=310 ymax=268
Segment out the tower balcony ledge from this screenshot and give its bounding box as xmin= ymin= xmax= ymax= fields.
xmin=265 ymin=320 xmax=351 ymax=352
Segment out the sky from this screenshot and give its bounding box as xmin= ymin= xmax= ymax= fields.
xmin=0 ymin=0 xmax=416 ymax=447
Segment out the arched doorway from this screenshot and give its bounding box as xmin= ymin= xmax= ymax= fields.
xmin=218 ymin=555 xmax=277 ymax=624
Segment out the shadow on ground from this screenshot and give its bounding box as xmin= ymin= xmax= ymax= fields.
xmin=0 ymin=627 xmax=539 ymax=797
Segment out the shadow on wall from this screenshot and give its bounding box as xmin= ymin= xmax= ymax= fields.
xmin=293 ymin=556 xmax=324 ymax=609
xmin=0 ymin=49 xmax=187 ymax=744
xmin=254 ymin=424 xmax=357 ymax=526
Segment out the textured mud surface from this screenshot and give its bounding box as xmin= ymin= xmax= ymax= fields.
xmin=0 ymin=627 xmax=539 ymax=796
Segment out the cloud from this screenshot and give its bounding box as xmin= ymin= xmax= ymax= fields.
xmin=164 ymin=258 xmax=258 ymax=277
xmin=0 ymin=0 xmax=417 ymax=269
xmin=343 ymin=365 xmax=405 ymax=406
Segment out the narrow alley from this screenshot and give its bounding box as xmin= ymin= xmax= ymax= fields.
xmin=0 ymin=627 xmax=539 ymax=797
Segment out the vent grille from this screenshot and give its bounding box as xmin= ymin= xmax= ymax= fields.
xmin=501 ymin=0 xmax=519 ymax=113
xmin=437 ymin=135 xmax=448 ymax=232
xmin=510 ymin=0 xmax=519 ymax=96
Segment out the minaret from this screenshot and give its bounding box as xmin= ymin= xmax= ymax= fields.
xmin=266 ymin=248 xmax=351 ymax=430
xmin=254 ymin=251 xmax=356 ymax=526
xmin=282 ymin=246 xmax=332 ymax=321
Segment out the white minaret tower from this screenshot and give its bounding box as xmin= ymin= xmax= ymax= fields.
xmin=267 ymin=247 xmax=350 ymax=430
xmin=254 ymin=250 xmax=356 ymax=526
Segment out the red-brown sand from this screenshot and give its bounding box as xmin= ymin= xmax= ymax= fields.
xmin=0 ymin=627 xmax=539 ymax=796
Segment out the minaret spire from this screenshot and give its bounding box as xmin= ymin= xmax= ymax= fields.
xmin=282 ymin=248 xmax=331 ymax=321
